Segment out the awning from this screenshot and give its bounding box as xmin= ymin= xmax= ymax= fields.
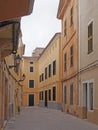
xmin=0 ymin=0 xmax=35 ymax=21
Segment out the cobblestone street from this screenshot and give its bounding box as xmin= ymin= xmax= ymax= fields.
xmin=4 ymin=107 xmax=98 ymax=130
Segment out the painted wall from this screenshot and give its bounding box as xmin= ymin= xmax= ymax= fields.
xmin=38 ymin=33 xmax=62 ymax=110
xmin=79 ymin=0 xmax=98 ymax=124
xmin=22 ymin=57 xmax=39 ymax=107
xmin=58 ymin=0 xmax=79 ymax=116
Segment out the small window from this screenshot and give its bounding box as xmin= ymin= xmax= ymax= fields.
xmin=39 ymin=75 xmax=41 ymax=82
xmin=70 ymin=45 xmax=73 ymax=67
xmin=42 ymin=73 xmax=44 ymax=81
xmin=70 ymin=7 xmax=73 ymax=26
xmin=64 ymin=53 xmax=67 ymax=71
xmin=88 ymin=21 xmax=93 ymax=54
xmin=45 ymin=67 xmax=47 ymax=79
xmin=29 ymin=80 xmax=34 ymax=88
xmin=30 ymin=67 xmax=33 ymax=72
xmin=49 ymin=89 xmax=51 ymax=101
xmin=53 ymin=60 xmax=56 ymax=75
xmin=53 ymin=86 xmax=56 ymax=101
xmin=30 ymin=61 xmax=33 ymax=64
xmin=42 ymin=91 xmax=44 ymax=100
xmin=48 ymin=64 xmax=51 ymax=77
xmin=70 ymin=84 xmax=73 ymax=105
xmin=39 ymin=92 xmax=41 ymax=100
xmin=64 ymin=86 xmax=67 ymax=104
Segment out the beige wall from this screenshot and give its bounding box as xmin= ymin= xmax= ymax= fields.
xmin=79 ymin=0 xmax=98 ymax=69
xmin=79 ymin=0 xmax=98 ymax=125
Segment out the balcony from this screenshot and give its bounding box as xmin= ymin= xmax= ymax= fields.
xmin=0 ymin=20 xmax=20 ymax=59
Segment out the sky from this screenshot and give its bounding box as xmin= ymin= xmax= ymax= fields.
xmin=21 ymin=0 xmax=61 ymax=56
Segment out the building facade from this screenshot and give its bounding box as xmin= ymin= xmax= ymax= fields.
xmin=57 ymin=0 xmax=79 ymax=116
xmin=22 ymin=48 xmax=44 ymax=107
xmin=38 ymin=33 xmax=62 ymax=110
xmin=78 ymin=0 xmax=98 ymax=124
xmin=0 ymin=32 xmax=25 ymax=129
xmin=0 ymin=1 xmax=35 ymax=129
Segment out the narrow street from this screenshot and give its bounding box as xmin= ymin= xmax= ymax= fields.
xmin=4 ymin=107 xmax=98 ymax=130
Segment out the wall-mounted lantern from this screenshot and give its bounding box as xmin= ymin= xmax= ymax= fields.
xmin=9 ymin=54 xmax=21 ymax=69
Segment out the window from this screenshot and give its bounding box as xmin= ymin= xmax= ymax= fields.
xmin=64 ymin=86 xmax=67 ymax=104
xmin=64 ymin=53 xmax=67 ymax=71
xmin=39 ymin=91 xmax=43 ymax=100
xmin=29 ymin=80 xmax=34 ymax=88
xmin=48 ymin=64 xmax=51 ymax=77
xmin=89 ymin=83 xmax=93 ymax=110
xmin=53 ymin=86 xmax=56 ymax=101
xmin=30 ymin=67 xmax=33 ymax=72
xmin=42 ymin=73 xmax=44 ymax=81
xmin=53 ymin=60 xmax=56 ymax=75
xmin=70 ymin=84 xmax=73 ymax=105
xmin=70 ymin=7 xmax=73 ymax=26
xmin=30 ymin=61 xmax=33 ymax=64
xmin=39 ymin=75 xmax=41 ymax=82
xmin=48 ymin=89 xmax=51 ymax=101
xmin=39 ymin=92 xmax=41 ymax=100
xmin=88 ymin=22 xmax=93 ymax=54
xmin=42 ymin=91 xmax=43 ymax=100
xmin=64 ymin=20 xmax=67 ymax=36
xmin=70 ymin=45 xmax=73 ymax=67
xmin=45 ymin=67 xmax=47 ymax=79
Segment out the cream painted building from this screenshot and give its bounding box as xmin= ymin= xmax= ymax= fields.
xmin=38 ymin=33 xmax=62 ymax=110
xmin=22 ymin=48 xmax=44 ymax=107
xmin=79 ymin=0 xmax=98 ymax=125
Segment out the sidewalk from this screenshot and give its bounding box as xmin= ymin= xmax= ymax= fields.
xmin=4 ymin=107 xmax=98 ymax=130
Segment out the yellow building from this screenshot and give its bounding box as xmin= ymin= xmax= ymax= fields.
xmin=0 ymin=32 xmax=25 ymax=130
xmin=57 ymin=0 xmax=79 ymax=116
xmin=0 ymin=1 xmax=35 ymax=129
xmin=38 ymin=33 xmax=62 ymax=110
xmin=22 ymin=48 xmax=44 ymax=107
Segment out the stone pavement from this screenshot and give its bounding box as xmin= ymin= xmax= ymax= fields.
xmin=4 ymin=107 xmax=98 ymax=130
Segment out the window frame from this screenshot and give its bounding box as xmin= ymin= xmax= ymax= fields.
xmin=88 ymin=21 xmax=93 ymax=54
xmin=30 ymin=66 xmax=33 ymax=72
xmin=53 ymin=86 xmax=56 ymax=101
xmin=70 ymin=45 xmax=73 ymax=67
xmin=30 ymin=61 xmax=33 ymax=64
xmin=48 ymin=89 xmax=51 ymax=101
xmin=48 ymin=64 xmax=51 ymax=77
xmin=89 ymin=82 xmax=94 ymax=111
xmin=45 ymin=67 xmax=47 ymax=79
xmin=64 ymin=86 xmax=67 ymax=104
xmin=70 ymin=84 xmax=73 ymax=105
xmin=70 ymin=6 xmax=73 ymax=26
xmin=29 ymin=80 xmax=34 ymax=88
xmin=53 ymin=60 xmax=56 ymax=75
xmin=64 ymin=53 xmax=67 ymax=71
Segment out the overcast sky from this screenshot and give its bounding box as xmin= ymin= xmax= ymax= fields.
xmin=21 ymin=0 xmax=61 ymax=56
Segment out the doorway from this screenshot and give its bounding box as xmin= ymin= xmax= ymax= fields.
xmin=29 ymin=94 xmax=34 ymax=106
xmin=83 ymin=83 xmax=87 ymax=119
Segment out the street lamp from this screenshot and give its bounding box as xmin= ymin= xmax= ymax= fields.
xmin=9 ymin=54 xmax=21 ymax=69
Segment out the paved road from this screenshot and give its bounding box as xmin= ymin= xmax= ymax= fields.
xmin=4 ymin=107 xmax=98 ymax=130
